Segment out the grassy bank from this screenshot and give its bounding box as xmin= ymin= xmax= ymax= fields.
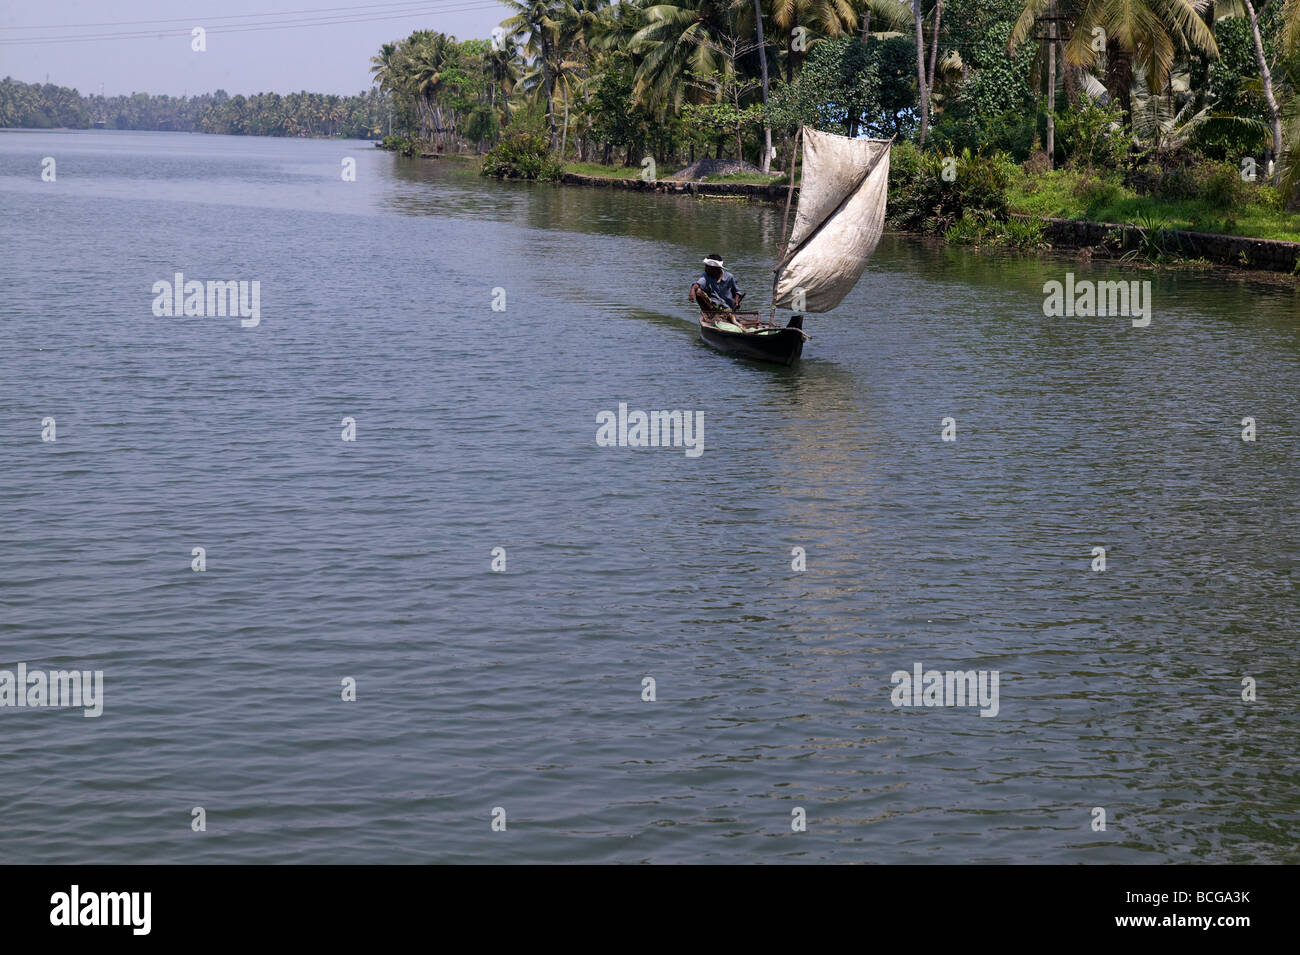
xmin=879 ymin=143 xmax=1300 ymax=260
xmin=563 ymin=161 xmax=638 ymax=179
xmin=525 ymin=148 xmax=1300 ymax=246
xmin=1007 ymin=167 xmax=1300 ymax=243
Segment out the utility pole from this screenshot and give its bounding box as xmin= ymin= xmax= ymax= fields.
xmin=1046 ymin=0 xmax=1056 ymax=169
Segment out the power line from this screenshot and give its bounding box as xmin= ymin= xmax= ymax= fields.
xmin=0 ymin=3 xmax=506 ymax=46
xmin=0 ymin=0 xmax=487 ymax=31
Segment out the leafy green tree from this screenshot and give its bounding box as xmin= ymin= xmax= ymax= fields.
xmin=768 ymin=34 xmax=916 ymax=137
xmin=582 ymin=50 xmax=652 ymax=163
xmin=683 ymin=66 xmax=765 ymax=159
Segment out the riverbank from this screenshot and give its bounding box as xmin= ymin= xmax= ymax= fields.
xmin=560 ymin=170 xmax=793 ymax=201
xmin=550 ymin=165 xmax=1300 ymax=277
xmin=441 ymin=145 xmax=1300 ymax=276
xmin=1024 ymin=215 xmax=1300 ymax=274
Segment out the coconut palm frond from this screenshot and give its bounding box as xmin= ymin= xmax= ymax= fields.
xmin=1078 ymin=69 xmax=1110 ymax=102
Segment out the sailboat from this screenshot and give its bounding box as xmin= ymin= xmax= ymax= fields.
xmin=698 ymin=126 xmax=892 ymax=365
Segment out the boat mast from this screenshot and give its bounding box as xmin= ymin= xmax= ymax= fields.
xmin=771 ymin=126 xmax=802 ymax=324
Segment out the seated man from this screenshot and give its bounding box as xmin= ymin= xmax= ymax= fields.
xmin=689 ymin=253 xmax=745 ymax=312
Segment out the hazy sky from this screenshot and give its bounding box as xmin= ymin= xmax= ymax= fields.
xmin=0 ymin=1 xmax=508 ymax=96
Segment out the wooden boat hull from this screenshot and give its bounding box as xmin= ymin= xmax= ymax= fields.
xmin=698 ymin=312 xmax=805 ymax=366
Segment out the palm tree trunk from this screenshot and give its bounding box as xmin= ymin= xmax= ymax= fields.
xmin=753 ymin=0 xmax=772 ymax=173
xmin=1243 ymin=0 xmax=1283 ymax=179
xmin=540 ymin=35 xmax=555 ymax=145
xmin=913 ymin=0 xmax=929 ymax=146
xmin=927 ymin=1 xmax=944 ymax=95
xmin=1046 ymin=0 xmax=1056 ymax=169
xmin=1105 ymin=47 xmax=1133 ymax=128
xmin=560 ymin=96 xmax=569 ymax=159
xmin=1063 ymin=63 xmax=1079 ymax=106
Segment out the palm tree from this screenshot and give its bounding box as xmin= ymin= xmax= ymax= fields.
xmin=1254 ymin=0 xmax=1300 ymax=194
xmin=550 ymin=0 xmax=607 ymax=157
xmin=1009 ymin=0 xmax=1218 ymax=127
xmin=403 ymin=31 xmax=460 ymax=145
xmin=927 ymin=1 xmax=944 ymax=93
xmin=849 ymin=0 xmax=910 ymax=38
xmin=485 ymin=35 xmax=520 ymax=137
xmin=628 ymin=0 xmax=737 ymax=113
xmin=1130 ymin=64 xmax=1267 ymax=153
xmin=768 ymin=0 xmax=857 ymax=82
xmin=503 ymin=0 xmax=566 ymax=141
xmin=370 ymin=42 xmax=401 ymax=94
xmin=732 ymin=0 xmax=862 ymax=169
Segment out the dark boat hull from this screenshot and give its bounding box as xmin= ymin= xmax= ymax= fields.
xmin=698 ymin=313 xmax=805 ymax=366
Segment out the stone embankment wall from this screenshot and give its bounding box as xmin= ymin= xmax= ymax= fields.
xmin=560 ymin=172 xmax=795 ymax=201
xmin=1014 ymin=215 xmax=1300 ymax=274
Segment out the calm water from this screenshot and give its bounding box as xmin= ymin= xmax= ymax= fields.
xmin=2 ymin=129 xmax=1298 ymax=864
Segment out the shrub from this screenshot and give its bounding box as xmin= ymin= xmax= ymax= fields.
xmin=1129 ymin=155 xmax=1257 ymax=208
xmin=943 ymin=210 xmax=997 ymax=245
xmin=930 ymin=108 xmax=1037 ymax=163
xmin=480 ymin=128 xmax=563 ymax=181
xmin=1198 ymin=161 xmax=1252 ymax=209
xmin=943 ymin=209 xmax=1048 ymax=249
xmin=381 ymin=134 xmax=422 ymax=157
xmin=1057 ymin=102 xmax=1129 ymax=170
xmin=888 ymin=143 xmax=1013 ymax=233
xmin=1254 ymin=183 xmax=1284 ymax=210
xmin=1120 ymin=212 xmax=1175 ymax=264
xmin=1002 ymin=215 xmax=1049 ymax=249
xmin=1160 ymin=164 xmax=1201 ymax=200
xmin=1070 ymin=172 xmax=1123 ymax=211
xmin=1127 ymin=153 xmax=1200 ymax=200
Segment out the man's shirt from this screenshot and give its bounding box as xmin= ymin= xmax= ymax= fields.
xmin=696 ymin=269 xmax=742 ymax=308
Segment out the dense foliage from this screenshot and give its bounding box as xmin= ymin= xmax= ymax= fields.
xmin=480 ymin=123 xmax=565 ymax=179
xmin=887 ymin=143 xmax=1012 ymax=232
xmin=0 ymin=77 xmax=387 ymax=138
xmin=767 ymin=35 xmax=917 ymax=138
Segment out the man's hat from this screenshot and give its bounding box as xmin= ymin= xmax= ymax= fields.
xmin=702 ymin=254 xmax=724 ymax=267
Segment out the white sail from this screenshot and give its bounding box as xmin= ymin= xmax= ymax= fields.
xmin=773 ymin=128 xmax=891 ymax=313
